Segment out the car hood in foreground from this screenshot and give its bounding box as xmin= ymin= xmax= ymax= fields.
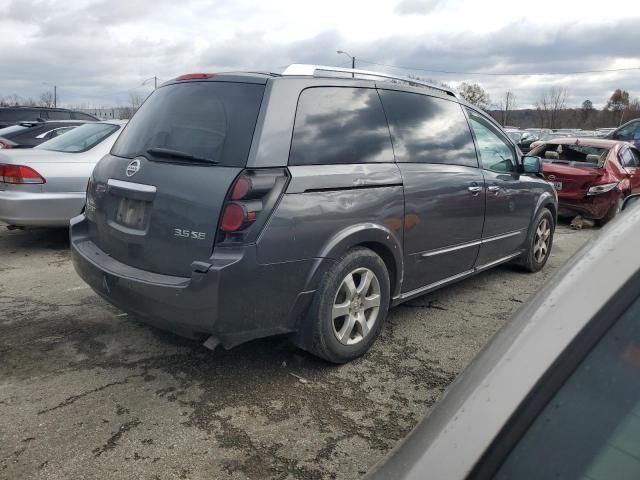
xmin=368 ymin=204 xmax=640 ymax=480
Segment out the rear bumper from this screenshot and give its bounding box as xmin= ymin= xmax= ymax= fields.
xmin=70 ymin=215 xmax=322 ymax=347
xmin=0 ymin=189 xmax=85 ymax=227
xmin=557 ymin=191 xmax=619 ymax=219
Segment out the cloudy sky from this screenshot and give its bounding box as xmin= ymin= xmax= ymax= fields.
xmin=2 ymin=0 xmax=639 ymax=109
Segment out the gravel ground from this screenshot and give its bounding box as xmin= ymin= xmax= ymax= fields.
xmin=0 ymin=222 xmax=594 ymax=480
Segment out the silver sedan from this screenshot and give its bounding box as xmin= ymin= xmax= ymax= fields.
xmin=0 ymin=120 xmax=125 ymax=227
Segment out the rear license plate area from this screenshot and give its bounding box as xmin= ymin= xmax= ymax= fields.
xmin=115 ymin=197 xmax=148 ymax=229
xmin=553 ymin=182 xmax=562 ymax=190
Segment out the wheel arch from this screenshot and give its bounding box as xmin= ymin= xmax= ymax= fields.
xmin=315 ymin=223 xmax=404 ymax=298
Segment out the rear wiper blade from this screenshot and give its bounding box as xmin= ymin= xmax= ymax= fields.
xmin=145 ymin=148 xmax=218 ymax=164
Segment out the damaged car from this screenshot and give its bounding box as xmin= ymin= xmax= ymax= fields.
xmin=530 ymin=138 xmax=640 ymax=225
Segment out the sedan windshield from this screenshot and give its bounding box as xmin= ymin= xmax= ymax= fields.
xmin=36 ymin=123 xmax=119 ymax=153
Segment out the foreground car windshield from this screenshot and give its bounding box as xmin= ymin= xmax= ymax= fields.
xmin=36 ymin=123 xmax=119 ymax=153
xmin=536 ymin=143 xmax=609 ymax=166
xmin=110 ymin=81 xmax=265 ymax=167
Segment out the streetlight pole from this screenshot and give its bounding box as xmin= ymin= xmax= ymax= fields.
xmin=337 ymin=50 xmax=355 ymax=78
xmin=142 ymin=76 xmax=158 ymax=90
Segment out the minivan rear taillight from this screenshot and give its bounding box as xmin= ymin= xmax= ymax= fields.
xmin=218 ymin=169 xmax=288 ymax=243
xmin=0 ymin=164 xmax=46 ymax=184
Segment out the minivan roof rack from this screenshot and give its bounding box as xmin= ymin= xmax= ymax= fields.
xmin=281 ymin=64 xmax=458 ymax=98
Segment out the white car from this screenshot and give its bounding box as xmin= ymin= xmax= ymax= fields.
xmin=0 ymin=120 xmax=126 ymax=227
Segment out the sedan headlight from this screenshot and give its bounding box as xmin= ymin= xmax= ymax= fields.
xmin=587 ymin=183 xmax=619 ymax=195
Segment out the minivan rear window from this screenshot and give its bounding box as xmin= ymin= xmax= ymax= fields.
xmin=111 ymin=82 xmax=265 ymax=167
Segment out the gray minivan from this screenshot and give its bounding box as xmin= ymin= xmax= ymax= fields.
xmin=70 ymin=65 xmax=557 ymax=363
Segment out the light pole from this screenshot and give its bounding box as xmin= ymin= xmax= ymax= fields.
xmin=337 ymin=50 xmax=355 ymax=77
xmin=142 ymin=76 xmax=158 ymax=89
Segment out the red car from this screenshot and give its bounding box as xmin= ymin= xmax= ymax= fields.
xmin=529 ymin=138 xmax=640 ymax=225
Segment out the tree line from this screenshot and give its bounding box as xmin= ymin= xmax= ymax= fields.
xmin=458 ymin=83 xmax=640 ymax=129
xmin=0 ymin=91 xmax=56 ymax=108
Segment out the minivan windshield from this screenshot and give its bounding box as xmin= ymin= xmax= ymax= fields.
xmin=111 ymin=81 xmax=265 ymax=167
xmin=36 ymin=123 xmax=119 ymax=153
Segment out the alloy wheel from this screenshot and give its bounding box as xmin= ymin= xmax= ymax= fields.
xmin=331 ymin=267 xmax=381 ymax=346
xmin=533 ymin=218 xmax=551 ymax=263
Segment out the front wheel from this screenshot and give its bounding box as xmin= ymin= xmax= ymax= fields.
xmin=519 ymin=208 xmax=554 ymax=273
xmin=298 ymin=247 xmax=391 ymax=363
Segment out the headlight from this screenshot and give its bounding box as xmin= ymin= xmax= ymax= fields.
xmin=587 ymin=183 xmax=618 ymax=195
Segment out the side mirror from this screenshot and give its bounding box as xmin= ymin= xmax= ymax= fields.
xmin=522 ymin=155 xmax=542 ymax=174
xmin=622 ymin=194 xmax=640 ymax=211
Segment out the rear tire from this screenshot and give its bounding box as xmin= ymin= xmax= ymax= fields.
xmin=519 ymin=208 xmax=554 ymax=273
xmin=596 ymin=196 xmax=623 ymax=227
xmin=298 ymin=247 xmax=390 ymax=364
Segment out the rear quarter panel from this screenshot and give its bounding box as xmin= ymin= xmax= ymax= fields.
xmin=257 ymin=164 xmax=405 ymax=295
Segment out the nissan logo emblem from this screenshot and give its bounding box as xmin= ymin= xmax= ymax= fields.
xmin=126 ymin=159 xmax=141 ymax=177
xmin=547 ymin=174 xmax=556 ymax=181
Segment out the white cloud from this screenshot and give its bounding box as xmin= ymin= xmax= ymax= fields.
xmin=1 ymin=0 xmax=639 ymax=108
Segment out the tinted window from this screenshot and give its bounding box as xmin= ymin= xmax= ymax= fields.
xmin=37 ymin=123 xmax=119 ymax=153
xmin=621 ymin=148 xmax=640 ymax=168
xmin=467 ymin=111 xmax=516 ymax=173
xmin=72 ymin=112 xmax=98 ymax=121
xmin=380 ymin=90 xmax=478 ymax=167
xmin=616 ymin=121 xmax=640 ymax=141
xmin=0 ymin=109 xmax=39 ymax=122
xmin=112 ymin=82 xmax=264 ymax=167
xmin=289 ymin=87 xmax=394 ymax=165
xmin=46 ymin=110 xmax=71 ymax=120
xmin=494 ymin=295 xmax=640 ymax=480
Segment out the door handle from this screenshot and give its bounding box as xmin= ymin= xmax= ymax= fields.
xmin=468 ymin=185 xmax=482 ymax=194
xmin=487 ymin=185 xmax=501 ymax=194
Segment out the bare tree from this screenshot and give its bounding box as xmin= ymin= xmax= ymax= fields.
xmin=498 ymin=91 xmax=516 ymax=126
xmin=458 ymin=82 xmax=491 ymax=109
xmin=120 ymin=91 xmax=147 ymax=119
xmin=607 ymin=89 xmax=630 ymax=111
xmin=39 ymin=90 xmax=55 ymax=107
xmin=129 ymin=91 xmax=145 ymax=111
xmin=548 ymin=87 xmax=569 ymax=129
xmin=535 ymin=87 xmax=568 ymax=128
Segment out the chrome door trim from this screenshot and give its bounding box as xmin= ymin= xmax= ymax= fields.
xmin=420 ymin=230 xmax=521 ymax=258
xmin=421 ymin=240 xmax=482 ymax=258
xmin=398 ymin=269 xmax=475 ymax=301
xmin=482 ymin=230 xmax=522 ymax=243
xmin=475 ymin=251 xmax=522 ymax=272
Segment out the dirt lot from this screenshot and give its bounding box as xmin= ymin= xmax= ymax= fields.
xmin=0 ymin=223 xmax=594 ymax=480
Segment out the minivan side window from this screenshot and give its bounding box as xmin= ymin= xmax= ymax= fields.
xmin=289 ymin=87 xmax=394 ymax=165
xmin=494 ymin=294 xmax=640 ymax=479
xmin=379 ymin=90 xmax=478 ymax=167
xmin=46 ymin=110 xmax=71 ymax=120
xmin=467 ymin=112 xmax=517 ymax=173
